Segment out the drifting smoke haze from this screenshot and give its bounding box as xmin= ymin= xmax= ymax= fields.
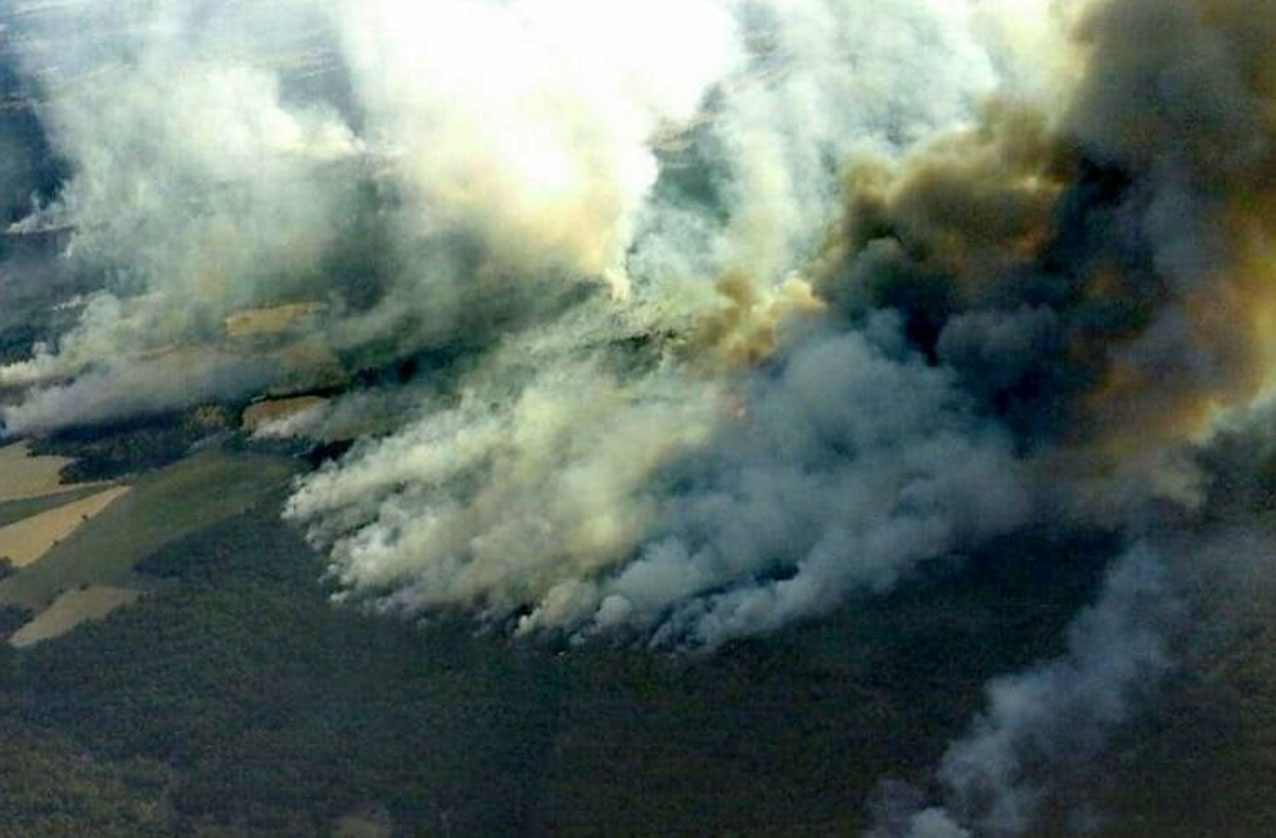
xmin=871 ymin=544 xmax=1183 ymax=837
xmin=1 ymin=0 xmax=1276 ymax=833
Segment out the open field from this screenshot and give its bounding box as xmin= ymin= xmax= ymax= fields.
xmin=0 ymin=483 xmax=111 ymax=529
xmin=9 ymin=586 xmax=141 ymax=648
xmin=0 ymin=485 xmax=131 ymax=567
xmin=0 ymin=449 xmax=298 ymax=609
xmin=0 ymin=441 xmax=74 ymax=502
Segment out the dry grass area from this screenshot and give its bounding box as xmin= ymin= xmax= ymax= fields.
xmin=0 ymin=442 xmax=75 ymax=503
xmin=225 ymin=302 xmax=325 ymax=338
xmin=0 ymin=449 xmax=299 ymax=609
xmin=0 ymin=486 xmax=131 ymax=567
xmin=8 ymin=586 xmax=141 ymax=648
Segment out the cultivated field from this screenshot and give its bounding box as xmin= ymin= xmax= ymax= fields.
xmin=0 ymin=486 xmax=131 ymax=567
xmin=0 ymin=441 xmax=75 ymax=502
xmin=0 ymin=448 xmax=298 ymax=609
xmin=9 ymin=586 xmax=141 ymax=648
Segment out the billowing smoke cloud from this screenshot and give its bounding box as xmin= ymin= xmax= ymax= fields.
xmin=869 ymin=544 xmax=1182 ymax=837
xmin=3 ymin=0 xmax=1276 ymax=829
xmin=628 ymin=0 xmax=1005 ymax=291
xmin=284 ymin=311 xmax=1032 ymax=647
xmin=0 ymin=0 xmax=742 ymax=427
xmin=0 ymin=0 xmax=1038 ymax=645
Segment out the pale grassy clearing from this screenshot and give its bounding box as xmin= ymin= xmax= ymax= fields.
xmin=0 ymin=441 xmax=75 ymax=502
xmin=0 ymin=485 xmax=131 ymax=567
xmin=8 ymin=586 xmax=141 ymax=648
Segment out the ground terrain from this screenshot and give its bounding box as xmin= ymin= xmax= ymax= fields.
xmin=0 ymin=419 xmax=1270 ymax=836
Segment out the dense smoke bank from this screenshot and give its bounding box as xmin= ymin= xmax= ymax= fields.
xmin=1 ymin=0 xmax=1275 ymax=833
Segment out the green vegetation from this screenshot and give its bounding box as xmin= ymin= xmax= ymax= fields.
xmin=0 ymin=603 xmax=32 ymax=638
xmin=7 ymin=488 xmax=560 ymax=836
xmin=0 ymin=721 xmax=170 ymax=838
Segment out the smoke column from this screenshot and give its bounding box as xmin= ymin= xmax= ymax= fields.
xmin=2 ymin=0 xmax=1276 ymax=831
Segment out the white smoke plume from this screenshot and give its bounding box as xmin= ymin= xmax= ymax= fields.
xmin=2 ymin=1 xmax=1276 ymax=828
xmin=628 ymin=0 xmax=1008 ymax=292
xmin=870 ymin=544 xmax=1181 ymax=837
xmin=0 ymin=0 xmax=1050 ymax=646
xmin=284 ymin=311 xmax=1032 ymax=647
xmin=0 ymin=0 xmax=742 ymax=397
